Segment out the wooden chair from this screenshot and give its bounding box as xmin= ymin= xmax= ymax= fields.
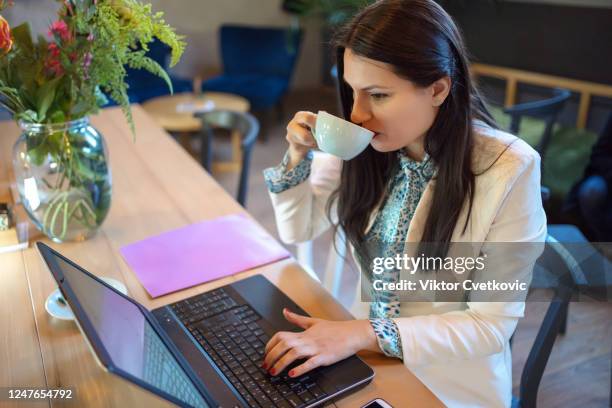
xmin=514 ymin=226 xmax=612 ymax=407
xmin=504 ymin=88 xmax=571 ymax=167
xmin=511 ymin=237 xmax=575 ymax=408
xmin=195 ymin=110 xmax=260 ymax=207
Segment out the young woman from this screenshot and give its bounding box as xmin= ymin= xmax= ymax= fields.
xmin=262 ymin=1 xmax=546 ymax=406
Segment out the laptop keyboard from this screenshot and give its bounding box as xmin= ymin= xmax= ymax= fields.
xmin=143 ymin=323 xmax=209 ymax=408
xmin=171 ymin=289 xmax=328 ymax=408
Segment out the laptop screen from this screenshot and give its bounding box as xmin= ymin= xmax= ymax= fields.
xmin=53 ymin=255 xmax=210 ymax=408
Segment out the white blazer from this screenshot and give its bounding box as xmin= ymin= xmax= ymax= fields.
xmin=267 ymin=125 xmax=547 ymax=407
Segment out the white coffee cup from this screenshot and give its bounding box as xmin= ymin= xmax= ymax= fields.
xmin=313 ymin=111 xmax=374 ymax=160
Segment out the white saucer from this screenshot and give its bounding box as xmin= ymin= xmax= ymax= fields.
xmin=45 ymin=277 xmax=128 ymax=321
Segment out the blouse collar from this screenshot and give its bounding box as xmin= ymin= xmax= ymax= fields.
xmin=397 ymin=149 xmax=436 ymax=181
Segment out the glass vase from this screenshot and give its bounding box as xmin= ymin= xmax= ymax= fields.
xmin=12 ymin=117 xmax=112 ymax=243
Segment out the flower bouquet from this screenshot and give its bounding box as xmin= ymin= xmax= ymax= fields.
xmin=0 ymin=0 xmax=185 ymax=242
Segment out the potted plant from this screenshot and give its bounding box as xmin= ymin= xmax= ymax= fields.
xmin=0 ymin=0 xmax=185 ymax=242
xmin=282 ymin=0 xmax=374 ymax=85
xmin=283 ymin=0 xmax=373 ymax=26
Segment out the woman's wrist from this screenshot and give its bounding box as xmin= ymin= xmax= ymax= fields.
xmin=287 ymin=145 xmax=310 ymax=171
xmin=348 ymin=319 xmax=381 ymax=353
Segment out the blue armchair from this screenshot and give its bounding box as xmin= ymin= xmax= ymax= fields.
xmin=200 ymin=25 xmax=303 ymax=113
xmin=119 ymin=39 xmax=192 ymax=104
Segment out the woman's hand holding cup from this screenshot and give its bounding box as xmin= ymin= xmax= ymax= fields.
xmin=285 ymin=111 xmax=318 ymax=170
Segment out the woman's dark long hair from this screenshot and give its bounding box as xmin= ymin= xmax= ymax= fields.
xmin=328 ymin=0 xmax=498 ymax=260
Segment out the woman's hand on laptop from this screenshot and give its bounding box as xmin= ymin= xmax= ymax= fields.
xmin=262 ymin=308 xmax=379 ymax=378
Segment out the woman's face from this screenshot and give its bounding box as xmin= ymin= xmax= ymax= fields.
xmin=343 ymin=48 xmax=448 ymax=159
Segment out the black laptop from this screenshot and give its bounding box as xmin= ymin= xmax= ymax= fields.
xmin=37 ymin=242 xmax=374 ymax=408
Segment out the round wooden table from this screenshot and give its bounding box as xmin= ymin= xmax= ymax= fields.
xmin=142 ymin=92 xmax=250 ymax=132
xmin=142 ymin=92 xmax=251 ymax=172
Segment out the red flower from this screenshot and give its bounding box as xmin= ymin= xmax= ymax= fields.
xmin=45 ymin=42 xmax=64 ymax=77
xmin=48 ymin=20 xmax=71 ymax=43
xmin=48 ymin=42 xmax=60 ymax=57
xmin=0 ymin=15 xmax=12 ymax=55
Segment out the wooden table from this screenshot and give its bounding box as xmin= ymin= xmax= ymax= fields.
xmin=0 ymin=106 xmax=440 ymax=408
xmin=142 ymin=92 xmax=250 ymax=173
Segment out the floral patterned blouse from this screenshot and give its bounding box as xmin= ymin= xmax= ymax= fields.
xmin=263 ymin=149 xmax=435 ymax=359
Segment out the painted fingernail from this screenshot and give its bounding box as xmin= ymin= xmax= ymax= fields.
xmin=288 ymin=369 xmax=295 ymax=377
xmin=262 ymin=362 xmax=267 ymax=369
xmin=269 ymin=368 xmax=276 ymax=376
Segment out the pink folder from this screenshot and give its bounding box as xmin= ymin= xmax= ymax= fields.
xmin=120 ymin=214 xmax=291 ymax=298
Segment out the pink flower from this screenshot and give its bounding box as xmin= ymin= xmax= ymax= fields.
xmin=83 ymin=52 xmax=92 ymax=68
xmin=0 ymin=15 xmax=11 ymax=55
xmin=48 ymin=20 xmax=71 ymax=42
xmin=82 ymin=52 xmax=92 ymax=79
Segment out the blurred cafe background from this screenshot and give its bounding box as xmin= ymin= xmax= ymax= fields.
xmin=1 ymin=0 xmax=611 ymax=406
